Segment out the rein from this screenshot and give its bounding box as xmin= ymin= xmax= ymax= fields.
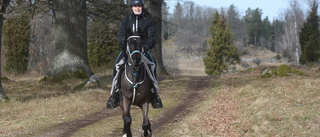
xmin=124 ymin=64 xmax=146 ymax=104
xmin=125 ymin=35 xmax=145 ymax=104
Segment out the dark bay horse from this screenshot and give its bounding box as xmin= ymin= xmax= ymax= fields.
xmin=120 ymin=35 xmax=152 ymax=137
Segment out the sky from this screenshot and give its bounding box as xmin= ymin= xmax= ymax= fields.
xmin=166 ymin=0 xmax=309 ymax=21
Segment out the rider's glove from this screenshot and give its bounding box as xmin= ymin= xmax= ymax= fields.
xmin=143 ymin=44 xmax=149 ymax=53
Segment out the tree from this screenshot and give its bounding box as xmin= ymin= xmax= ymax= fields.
xmin=3 ymin=13 xmax=30 ymax=74
xmin=144 ymin=0 xmax=168 ymax=75
xmin=226 ymin=4 xmax=244 ymax=42
xmin=0 ymin=0 xmax=11 ymax=102
xmin=280 ymin=0 xmax=304 ymax=64
xmin=87 ymin=0 xmax=127 ymax=68
xmin=271 ymin=19 xmax=284 ymax=53
xmin=261 ymin=16 xmax=273 ymax=49
xmin=299 ymin=0 xmax=320 ymax=64
xmin=244 ymin=8 xmax=263 ymax=46
xmin=203 ymin=11 xmax=240 ymax=75
xmin=43 ymin=0 xmax=100 ymax=87
xmin=172 ymin=1 xmax=183 ymax=32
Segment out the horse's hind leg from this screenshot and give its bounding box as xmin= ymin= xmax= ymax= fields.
xmin=141 ymin=103 xmax=152 ymax=137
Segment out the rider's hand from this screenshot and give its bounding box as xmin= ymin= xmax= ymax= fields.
xmin=142 ymin=44 xmax=148 ymax=53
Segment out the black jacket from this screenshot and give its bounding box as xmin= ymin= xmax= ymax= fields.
xmin=117 ymin=10 xmax=156 ymax=51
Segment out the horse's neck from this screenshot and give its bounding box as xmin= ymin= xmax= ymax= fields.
xmin=125 ymin=64 xmax=145 ymax=82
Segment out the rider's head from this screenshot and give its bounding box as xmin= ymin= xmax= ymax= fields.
xmin=130 ymin=0 xmax=144 ymax=15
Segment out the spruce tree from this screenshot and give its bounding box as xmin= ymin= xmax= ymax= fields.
xmin=203 ymin=11 xmax=240 ymax=75
xmin=299 ymin=0 xmax=320 ymax=64
xmin=3 ymin=14 xmax=30 ymax=74
xmin=87 ymin=0 xmax=127 ymax=68
xmin=88 ymin=21 xmax=119 ymax=68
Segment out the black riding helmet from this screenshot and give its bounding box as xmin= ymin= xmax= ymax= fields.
xmin=130 ymin=0 xmax=144 ymax=6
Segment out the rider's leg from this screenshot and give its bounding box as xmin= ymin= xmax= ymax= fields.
xmin=144 ymin=52 xmax=163 ymax=108
xmin=107 ymin=51 xmax=125 ymax=108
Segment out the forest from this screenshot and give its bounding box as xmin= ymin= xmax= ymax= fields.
xmin=165 ymin=0 xmax=314 ymax=65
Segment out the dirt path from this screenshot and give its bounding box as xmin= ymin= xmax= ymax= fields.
xmin=38 ymin=76 xmax=213 ymax=137
xmin=151 ymin=76 xmax=212 ymax=134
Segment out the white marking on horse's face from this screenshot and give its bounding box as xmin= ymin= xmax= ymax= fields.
xmin=123 ymin=134 xmax=127 ymax=137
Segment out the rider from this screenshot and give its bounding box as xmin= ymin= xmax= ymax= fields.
xmin=106 ymin=0 xmax=163 ymax=109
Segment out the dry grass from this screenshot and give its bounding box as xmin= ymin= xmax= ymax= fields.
xmin=0 ymin=69 xmax=192 ymax=136
xmin=0 ymin=70 xmax=113 ymax=136
xmin=0 ymin=80 xmax=107 ymax=136
xmin=158 ymin=66 xmax=320 ymax=136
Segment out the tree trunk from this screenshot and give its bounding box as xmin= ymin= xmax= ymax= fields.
xmin=44 ymin=0 xmax=99 ymax=87
xmin=144 ymin=0 xmax=168 ymax=75
xmin=0 ymin=0 xmax=11 ymax=102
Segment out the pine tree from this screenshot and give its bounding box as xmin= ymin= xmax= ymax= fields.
xmin=299 ymin=0 xmax=320 ymax=64
xmin=244 ymin=8 xmax=263 ymax=46
xmin=203 ymin=11 xmax=240 ymax=75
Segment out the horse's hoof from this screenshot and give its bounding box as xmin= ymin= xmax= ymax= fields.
xmin=141 ymin=130 xmax=152 ymax=137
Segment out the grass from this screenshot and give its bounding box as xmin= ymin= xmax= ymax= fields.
xmin=157 ymin=66 xmax=320 ymax=136
xmin=0 ymin=70 xmax=192 ymax=136
xmin=1 ymin=66 xmax=320 ymax=136
xmin=0 ymin=72 xmax=110 ymax=136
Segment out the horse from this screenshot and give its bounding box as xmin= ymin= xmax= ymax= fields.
xmin=119 ymin=34 xmax=152 ymax=137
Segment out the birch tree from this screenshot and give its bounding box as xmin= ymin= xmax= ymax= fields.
xmin=280 ymin=0 xmax=304 ymax=65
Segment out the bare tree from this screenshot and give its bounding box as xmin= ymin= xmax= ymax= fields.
xmin=279 ymin=0 xmax=304 ymax=65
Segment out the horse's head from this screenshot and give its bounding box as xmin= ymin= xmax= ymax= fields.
xmin=126 ymin=35 xmax=143 ymax=67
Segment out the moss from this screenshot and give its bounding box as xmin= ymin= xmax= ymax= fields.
xmin=1 ymin=77 xmax=10 ymax=81
xmin=261 ymin=65 xmax=304 ymax=78
xmin=275 ymin=64 xmax=292 ymax=76
xmin=291 ymin=69 xmax=303 ymax=76
xmin=260 ymin=69 xmax=275 ymax=78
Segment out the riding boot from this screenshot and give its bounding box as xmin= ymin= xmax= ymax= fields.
xmin=107 ymin=90 xmax=120 ymax=108
xmin=151 ymin=89 xmax=163 ymax=108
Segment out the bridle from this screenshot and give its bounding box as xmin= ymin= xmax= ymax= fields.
xmin=125 ymin=35 xmax=146 ymax=104
xmin=126 ymin=35 xmax=143 ymax=66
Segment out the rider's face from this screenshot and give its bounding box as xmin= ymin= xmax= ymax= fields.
xmin=132 ymin=5 xmax=142 ymax=15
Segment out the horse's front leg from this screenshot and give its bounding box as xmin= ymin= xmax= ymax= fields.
xmin=141 ymin=102 xmax=152 ymax=137
xmin=121 ymin=97 xmax=132 ymax=137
